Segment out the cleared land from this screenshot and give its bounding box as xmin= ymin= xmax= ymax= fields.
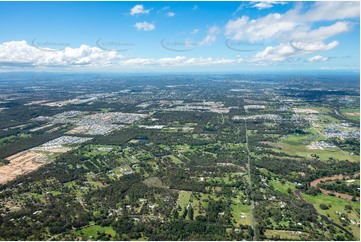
xmin=0 ymin=151 xmax=49 ymax=184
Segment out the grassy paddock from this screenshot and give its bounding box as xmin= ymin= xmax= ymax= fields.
xmin=264 ymin=229 xmax=302 ymax=240
xmin=75 ymin=225 xmax=116 ymax=239
xmin=302 ymin=192 xmax=360 ymax=239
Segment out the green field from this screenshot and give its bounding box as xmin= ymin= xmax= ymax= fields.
xmin=281 ymin=128 xmax=321 ymax=146
xmin=318 ymin=115 xmax=340 ymax=124
xmin=165 ymin=155 xmax=183 ymax=165
xmin=231 ymin=193 xmax=252 ymax=226
xmin=177 ymin=191 xmax=192 ymax=213
xmin=340 ymin=108 xmax=360 ymax=121
xmin=75 ymin=225 xmax=116 ymax=240
xmin=270 ymin=179 xmax=296 ymax=194
xmin=273 ymin=141 xmax=359 ymax=162
xmin=206 ymin=173 xmax=240 ymax=186
xmin=273 ymin=126 xmax=361 ymax=162
xmin=302 ymin=192 xmax=360 ymax=239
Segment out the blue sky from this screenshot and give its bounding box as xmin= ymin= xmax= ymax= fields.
xmin=0 ymin=1 xmax=359 ymax=72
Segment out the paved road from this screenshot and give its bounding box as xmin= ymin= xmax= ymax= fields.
xmin=244 ymin=119 xmax=257 ymax=241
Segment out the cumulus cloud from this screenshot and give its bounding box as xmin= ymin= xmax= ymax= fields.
xmin=241 ymin=41 xmax=338 ymax=63
xmin=225 ymin=14 xmax=297 ymax=42
xmin=307 ymin=55 xmax=329 ymax=63
xmin=226 ymin=1 xmax=359 ymax=65
xmin=130 ymin=4 xmax=151 ymax=16
xmin=134 ymin=22 xmax=155 ymax=31
xmin=0 ymin=41 xmax=121 ymax=67
xmin=250 ymin=1 xmax=287 ymax=10
xmin=166 ymin=12 xmax=175 ymax=17
xmin=0 ymin=41 xmax=236 ymax=69
xmin=225 ymin=2 xmax=359 ymax=42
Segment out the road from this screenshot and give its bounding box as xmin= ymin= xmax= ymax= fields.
xmin=244 ymin=119 xmax=257 ymax=241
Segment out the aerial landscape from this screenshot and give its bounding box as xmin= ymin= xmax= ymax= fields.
xmin=0 ymin=1 xmax=359 ymax=241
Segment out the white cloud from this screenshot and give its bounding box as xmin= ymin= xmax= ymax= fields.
xmin=198 ymin=26 xmax=220 ymax=46
xmin=225 ymin=2 xmax=359 ymax=42
xmin=0 ymin=41 xmax=237 ymax=69
xmin=242 ymin=41 xmax=338 ymax=63
xmin=250 ymin=1 xmax=287 ymax=10
xmin=119 ymin=56 xmax=236 ymax=66
xmin=307 ymin=55 xmax=329 ymax=63
xmin=289 ymin=21 xmax=354 ymax=42
xmin=301 ymin=2 xmax=360 ymax=21
xmin=188 ymin=57 xmax=235 ymax=65
xmin=225 ymin=14 xmax=298 ymax=42
xmin=225 ymin=2 xmax=358 ymax=65
xmin=0 ymin=41 xmax=121 ymax=67
xmin=157 ymin=6 xmax=175 ymax=17
xmin=130 ymin=4 xmax=151 ymax=16
xmin=134 ymin=22 xmax=155 ymax=31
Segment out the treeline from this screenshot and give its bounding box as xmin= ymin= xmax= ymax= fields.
xmin=0 ymin=132 xmax=64 ymax=159
xmin=253 ymin=156 xmax=359 ymax=183
xmin=319 ymin=180 xmax=360 ymax=197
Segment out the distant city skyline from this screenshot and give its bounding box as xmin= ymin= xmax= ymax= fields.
xmin=0 ymin=1 xmax=359 ymax=72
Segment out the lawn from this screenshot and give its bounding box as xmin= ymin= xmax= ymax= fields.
xmin=281 ymin=128 xmax=321 ymax=146
xmin=175 ymin=144 xmax=194 ymax=153
xmin=165 ymin=155 xmax=183 ymax=165
xmin=318 ymin=115 xmax=340 ymax=124
xmin=125 ymin=154 xmax=140 ymax=163
xmin=176 ymin=191 xmax=214 ymax=219
xmin=82 ymin=145 xmax=118 ymax=157
xmin=113 ymin=165 xmax=132 ymax=175
xmin=231 ymin=193 xmax=252 ymax=226
xmin=177 ymin=190 xmax=192 ymax=213
xmin=75 ymin=225 xmax=116 ymax=239
xmin=270 ymin=179 xmax=296 ymax=194
xmin=206 ymin=173 xmax=240 ymax=186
